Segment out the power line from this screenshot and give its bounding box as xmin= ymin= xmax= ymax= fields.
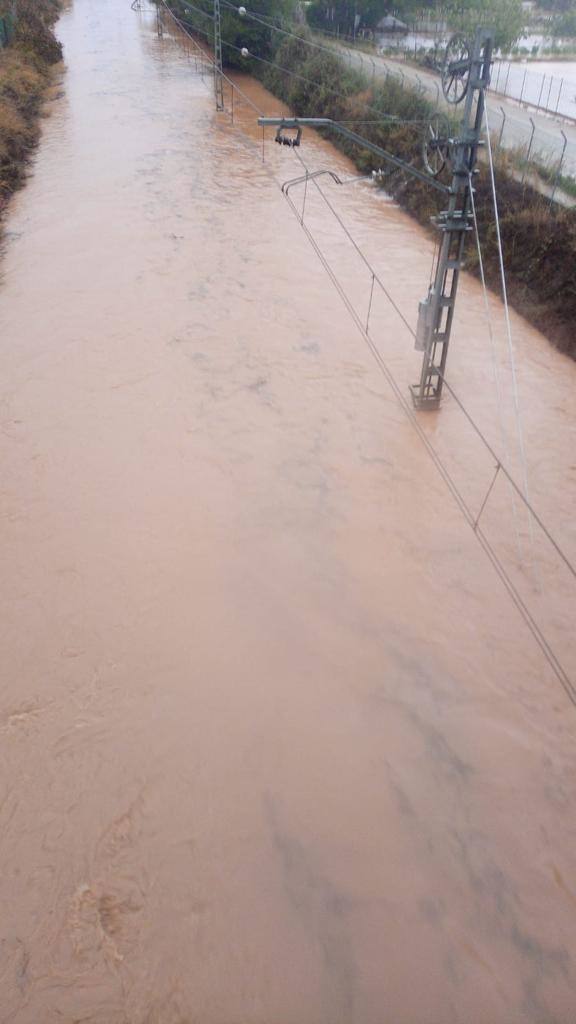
xmin=164 ymin=0 xmax=429 ymax=128
xmin=169 ymin=0 xmax=214 ymax=20
xmin=280 ymin=153 xmax=576 ymax=702
xmin=484 ymin=103 xmax=535 ymax=560
xmin=291 ymin=148 xmax=417 ymax=337
xmin=224 ymin=38 xmax=430 ymax=131
xmin=155 ymin=0 xmax=576 ymax=703
xmin=161 ymin=1 xmax=576 ymax=584
xmin=162 ymin=4 xmax=212 ymax=38
xmin=219 ymin=2 xmax=432 ymax=113
xmin=468 ymin=171 xmax=522 ymax=559
xmin=220 ymin=0 xmax=360 ymax=62
xmin=287 ymin=149 xmax=575 ymax=585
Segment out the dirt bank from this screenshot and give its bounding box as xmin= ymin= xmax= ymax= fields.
xmin=0 ymin=0 xmax=61 ymax=218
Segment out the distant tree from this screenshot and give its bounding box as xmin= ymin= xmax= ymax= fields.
xmin=552 ymin=9 xmax=576 ymax=36
xmin=168 ymin=0 xmax=297 ymax=68
xmin=307 ymin=0 xmax=526 ymax=43
xmin=443 ymin=0 xmax=525 ymax=50
xmin=223 ymin=0 xmax=299 ymax=66
xmin=538 ymin=0 xmax=573 ymax=11
xmin=306 ymin=0 xmax=389 ymax=37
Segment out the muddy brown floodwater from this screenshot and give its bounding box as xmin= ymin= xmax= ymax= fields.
xmin=1 ymin=1 xmax=576 ymax=1022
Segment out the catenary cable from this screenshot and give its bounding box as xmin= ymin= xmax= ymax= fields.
xmin=153 ymin=0 xmax=576 ymax=702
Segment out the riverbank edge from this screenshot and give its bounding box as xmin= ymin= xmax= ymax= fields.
xmin=0 ymin=0 xmax=62 ymax=224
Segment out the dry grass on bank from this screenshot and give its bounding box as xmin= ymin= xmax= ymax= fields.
xmin=0 ymin=0 xmax=61 ymax=213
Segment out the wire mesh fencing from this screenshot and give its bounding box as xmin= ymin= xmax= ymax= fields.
xmin=344 ymin=47 xmax=576 ymax=205
xmin=488 ymin=104 xmax=574 ymax=201
xmin=376 ymin=38 xmax=576 ymax=122
xmin=491 ymin=59 xmax=576 ymax=121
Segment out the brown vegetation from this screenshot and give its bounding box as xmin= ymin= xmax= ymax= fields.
xmin=0 ymin=0 xmax=61 ymax=214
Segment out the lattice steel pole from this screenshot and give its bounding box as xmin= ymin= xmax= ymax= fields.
xmin=411 ymin=28 xmax=494 ymax=409
xmin=257 ymin=27 xmax=494 ymax=413
xmin=213 ymin=0 xmax=224 ymax=111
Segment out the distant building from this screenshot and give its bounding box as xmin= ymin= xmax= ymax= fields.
xmin=377 ymin=14 xmax=408 ymax=33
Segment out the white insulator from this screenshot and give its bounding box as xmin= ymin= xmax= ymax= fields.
xmin=238 ymin=6 xmax=247 ymax=16
xmin=241 ymin=47 xmax=249 ymax=57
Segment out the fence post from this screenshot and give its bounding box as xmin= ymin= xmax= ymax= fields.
xmin=433 ymin=79 xmax=440 ymax=109
xmin=536 ymin=72 xmax=545 ymax=111
xmin=522 ymin=117 xmax=536 ymax=183
xmin=495 ymin=60 xmax=502 ymax=91
xmin=519 ymin=66 xmax=528 ymax=105
xmin=497 ymin=106 xmax=506 ymax=151
xmin=504 ymin=61 xmax=512 ymax=97
xmin=550 ymin=130 xmax=568 ymax=205
xmin=545 ymin=74 xmax=554 ymax=112
xmin=555 ymin=78 xmax=563 ymax=115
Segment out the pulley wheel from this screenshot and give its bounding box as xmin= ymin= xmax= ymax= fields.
xmin=442 ymin=35 xmax=471 ymax=105
xmin=422 ymin=113 xmax=451 ymax=177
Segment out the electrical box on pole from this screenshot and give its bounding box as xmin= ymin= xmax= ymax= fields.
xmin=257 ymin=27 xmax=494 ymax=411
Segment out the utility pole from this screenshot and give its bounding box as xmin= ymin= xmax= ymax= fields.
xmin=411 ymin=28 xmax=493 ymax=409
xmin=258 ymin=28 xmax=494 ymax=411
xmin=213 ymin=0 xmax=224 ymax=111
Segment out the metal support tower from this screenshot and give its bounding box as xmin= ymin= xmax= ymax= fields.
xmin=411 ymin=29 xmax=493 ymax=409
xmin=258 ymin=27 xmax=494 ymax=411
xmin=213 ymin=0 xmax=224 ymax=111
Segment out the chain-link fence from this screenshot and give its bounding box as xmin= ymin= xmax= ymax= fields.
xmin=330 ymin=42 xmax=576 ymax=206
xmin=487 ymin=104 xmax=574 ymax=203
xmin=374 ymin=32 xmax=576 ymax=123
xmin=491 ymin=60 xmax=576 ymax=121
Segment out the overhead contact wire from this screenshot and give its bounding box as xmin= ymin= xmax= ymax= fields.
xmin=155 ymin=0 xmax=576 ymax=702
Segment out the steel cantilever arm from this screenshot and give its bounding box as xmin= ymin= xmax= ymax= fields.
xmin=258 ymin=117 xmax=452 ymax=195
